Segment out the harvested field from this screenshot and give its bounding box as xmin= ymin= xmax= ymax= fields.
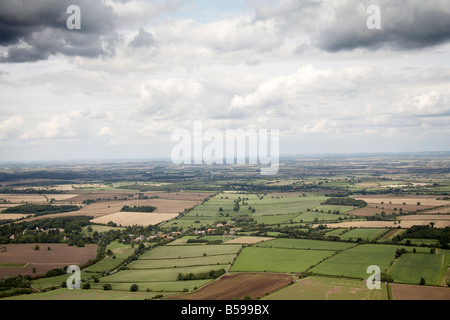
xmin=171 ymin=272 xmax=294 ymax=300
xmin=90 ymin=212 xmax=179 ymax=227
xmin=422 ymin=206 xmax=450 ymax=214
xmin=390 ymin=283 xmax=450 ymax=300
xmin=20 ymin=198 xmax=201 ymax=223
xmin=152 ymin=192 xmax=215 ymax=201
xmin=353 ymin=195 xmax=448 ymax=207
xmin=43 ymin=194 xmax=80 ymax=201
xmin=64 ymin=191 xmax=213 ymax=203
xmin=350 ymin=204 xmax=433 ymax=217
xmin=224 ymin=236 xmax=274 ymax=245
xmin=398 ymin=214 xmax=450 ymax=221
xmin=1 ymin=193 xmax=79 ymax=203
xmin=0 ymin=243 xmax=97 ymax=277
xmin=131 ymin=199 xmax=201 ymax=214
xmin=0 ymin=214 xmax=28 ymax=220
xmin=2 ymin=288 xmax=174 ymax=300
xmin=321 ymin=219 xmax=450 ymax=229
xmin=0 ymin=194 xmax=48 ymax=204
xmin=19 ymin=201 xmax=129 ymax=222
xmin=63 ymin=192 xmax=142 ymax=203
xmin=0 ymin=179 xmax=54 ymax=186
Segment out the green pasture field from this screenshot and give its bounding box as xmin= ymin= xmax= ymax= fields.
xmin=32 ymin=270 xmax=94 ymax=289
xmin=84 ymin=241 xmax=135 ymax=274
xmin=324 ymin=229 xmax=350 ymax=237
xmin=293 ymin=211 xmax=349 ymax=223
xmin=0 ymin=263 xmax=28 ymax=268
xmin=138 ymin=244 xmax=241 ymax=260
xmin=2 ymin=288 xmax=171 ymax=300
xmin=164 ymin=193 xmax=340 ymax=228
xmin=263 ymin=276 xmax=388 ymax=300
xmin=166 ymin=236 xmax=199 ymax=245
xmin=127 ymin=254 xmax=236 ymax=269
xmin=254 ymin=238 xmax=356 ymax=251
xmin=265 ymin=232 xmax=283 ymax=237
xmin=89 ymin=280 xmax=210 ymax=293
xmin=387 ymin=251 xmax=450 ymax=286
xmin=88 ymin=242 xmax=242 ymax=293
xmin=248 ymin=196 xmax=328 ymax=216
xmin=311 ymin=205 xmax=358 ymax=214
xmin=183 ymin=194 xmax=240 ymax=218
xmin=98 ymin=264 xmax=230 ymax=283
xmin=399 ymin=238 xmax=440 ymax=246
xmin=163 ymin=218 xmax=216 ymax=229
xmin=82 ymin=225 xmax=126 ymax=235
xmin=230 ymin=247 xmax=335 ymax=273
xmin=252 ymin=213 xmax=300 ymax=225
xmin=338 ymin=228 xmax=389 ymax=241
xmin=310 ymin=244 xmax=430 ymax=279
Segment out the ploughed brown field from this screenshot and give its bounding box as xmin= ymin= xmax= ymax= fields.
xmin=0 ymin=243 xmax=97 ymax=277
xmin=391 ymin=284 xmax=450 ymax=300
xmin=171 ymin=272 xmax=294 ymax=300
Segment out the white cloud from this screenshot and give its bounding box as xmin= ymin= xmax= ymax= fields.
xmin=98 ymin=126 xmax=114 ymax=137
xmin=0 ymin=0 xmax=449 ymax=160
xmin=21 ymin=111 xmax=83 ymax=139
xmin=0 ymin=116 xmax=24 ymax=140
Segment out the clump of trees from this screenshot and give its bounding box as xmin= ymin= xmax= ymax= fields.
xmin=121 ymin=205 xmax=156 ymax=213
xmin=3 ymin=204 xmax=80 ymax=217
xmin=0 ymin=275 xmax=32 ymax=298
xmin=395 ymin=248 xmax=408 ymax=258
xmin=231 ymin=215 xmax=254 ymax=224
xmin=322 ymin=197 xmax=367 ymax=208
xmin=177 ymin=269 xmax=226 ymax=281
xmin=186 ymin=238 xmax=222 ymax=245
xmin=400 ymin=225 xmax=449 ymax=248
xmin=0 ymin=216 xmax=92 ymax=244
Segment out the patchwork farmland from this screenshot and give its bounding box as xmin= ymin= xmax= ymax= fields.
xmin=1 ymin=156 xmax=450 ymax=302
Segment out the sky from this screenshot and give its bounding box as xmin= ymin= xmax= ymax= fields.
xmin=0 ymin=0 xmax=450 ymax=162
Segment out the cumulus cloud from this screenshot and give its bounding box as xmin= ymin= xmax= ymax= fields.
xmin=138 ymin=77 xmax=204 ymax=120
xmin=0 ymin=0 xmax=449 ymax=159
xmin=0 ymin=116 xmax=24 ymax=140
xmin=21 ymin=111 xmax=85 ymax=139
xmin=130 ymin=28 xmax=156 ymax=48
xmin=98 ymin=126 xmax=114 ymax=137
xmin=228 ymin=64 xmax=450 ymax=138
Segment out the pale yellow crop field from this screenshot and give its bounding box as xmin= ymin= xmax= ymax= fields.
xmin=0 ymin=214 xmax=29 ymax=220
xmin=90 ymin=212 xmax=179 ymax=227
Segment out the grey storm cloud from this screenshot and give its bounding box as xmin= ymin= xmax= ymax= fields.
xmin=0 ymin=0 xmax=118 ymax=62
xmin=316 ymin=0 xmax=450 ymax=52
